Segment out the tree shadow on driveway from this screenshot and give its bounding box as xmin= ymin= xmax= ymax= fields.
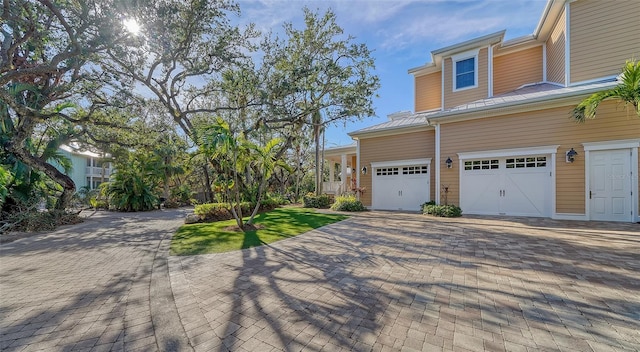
xmin=171 ymin=213 xmax=640 ymax=351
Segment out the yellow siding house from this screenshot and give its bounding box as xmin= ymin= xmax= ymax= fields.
xmin=328 ymin=0 xmax=640 ymax=222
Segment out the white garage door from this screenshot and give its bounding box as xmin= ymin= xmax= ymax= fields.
xmin=460 ymin=156 xmax=551 ymax=217
xmin=372 ymin=164 xmax=430 ymax=211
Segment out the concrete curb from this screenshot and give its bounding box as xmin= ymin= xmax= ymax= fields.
xmin=150 ymin=219 xmax=194 ymax=352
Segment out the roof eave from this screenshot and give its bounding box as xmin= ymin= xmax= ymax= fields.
xmin=349 ymin=123 xmax=432 ymax=139
xmin=428 ymin=82 xmax=617 ymax=124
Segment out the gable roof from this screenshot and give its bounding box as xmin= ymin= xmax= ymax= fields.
xmin=409 ymin=0 xmax=567 ymax=76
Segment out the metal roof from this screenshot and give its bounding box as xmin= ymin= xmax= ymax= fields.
xmin=349 ymin=78 xmax=618 ymax=137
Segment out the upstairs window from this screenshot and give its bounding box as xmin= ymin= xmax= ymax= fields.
xmin=456 ymin=58 xmax=475 ymax=89
xmin=451 ymin=49 xmax=479 ymax=91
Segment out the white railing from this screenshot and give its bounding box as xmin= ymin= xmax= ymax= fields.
xmin=322 ymin=181 xmax=344 ymax=195
xmin=86 ymin=167 xmax=112 ymax=177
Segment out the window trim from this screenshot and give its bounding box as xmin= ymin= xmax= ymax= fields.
xmin=451 ymin=49 xmax=479 ymax=92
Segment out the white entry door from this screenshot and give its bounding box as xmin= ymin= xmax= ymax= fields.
xmin=372 ymin=164 xmax=429 ymax=211
xmin=589 ymin=149 xmax=632 ymax=222
xmin=460 ymin=156 xmax=552 ymax=217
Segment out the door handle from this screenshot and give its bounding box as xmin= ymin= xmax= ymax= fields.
xmin=589 ymin=191 xmax=592 ymax=199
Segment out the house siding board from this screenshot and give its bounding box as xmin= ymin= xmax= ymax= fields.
xmin=57 ymin=150 xmax=88 ymax=190
xmin=439 ymin=101 xmax=640 ymax=214
xmin=546 ymin=7 xmax=566 ymax=85
xmin=415 ymin=72 xmax=442 ymax=112
xmin=570 ymin=0 xmax=640 ymax=83
xmin=444 ymin=48 xmax=489 ymax=109
xmin=359 ymin=130 xmax=435 ymax=206
xmin=493 ymin=46 xmax=543 ymax=96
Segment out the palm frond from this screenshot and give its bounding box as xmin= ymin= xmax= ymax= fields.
xmin=572 ymin=59 xmax=640 ymax=122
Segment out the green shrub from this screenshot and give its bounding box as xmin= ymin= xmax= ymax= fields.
xmin=259 ymin=198 xmax=280 ymax=212
xmin=163 ymin=199 xmax=180 ymax=209
xmin=194 ymin=201 xmax=276 ymax=222
xmin=172 ymin=185 xmax=193 ymax=206
xmin=267 ymin=194 xmax=290 ymax=206
xmin=106 ymin=171 xmax=158 ymax=212
xmin=420 ymin=200 xmax=436 ymax=208
xmin=330 ymin=195 xmax=366 ymax=212
xmin=303 ymin=193 xmax=331 ymax=208
xmin=423 ymin=204 xmax=462 ymax=217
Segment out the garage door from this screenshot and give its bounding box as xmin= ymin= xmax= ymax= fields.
xmin=460 ymin=155 xmax=551 ymax=217
xmin=372 ymin=164 xmax=430 ymax=211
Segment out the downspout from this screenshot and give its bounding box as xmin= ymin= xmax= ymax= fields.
xmin=564 ymin=2 xmax=570 ymax=86
xmin=355 ymin=138 xmax=361 ymax=201
xmin=434 ymin=123 xmax=441 ymax=205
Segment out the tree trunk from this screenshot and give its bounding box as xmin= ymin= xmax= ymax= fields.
xmin=202 ymin=164 xmax=213 ymax=203
xmin=6 ymin=141 xmax=76 ymax=210
xmin=247 ymin=180 xmax=264 ymax=225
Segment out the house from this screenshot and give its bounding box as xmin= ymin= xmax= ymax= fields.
xmin=328 ymin=0 xmax=640 ymax=222
xmin=58 ymin=144 xmax=113 ymax=191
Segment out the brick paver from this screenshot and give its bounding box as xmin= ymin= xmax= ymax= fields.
xmin=0 ymin=209 xmax=191 ymax=352
xmin=2 ymin=209 xmax=638 ymax=352
xmin=169 ymin=213 xmax=640 ymax=352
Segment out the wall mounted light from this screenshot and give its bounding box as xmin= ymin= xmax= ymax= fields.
xmin=346 ymin=167 xmax=352 ymax=175
xmin=445 ymin=157 xmax=453 ymax=169
xmin=566 ymin=148 xmax=578 ymax=163
xmin=361 ymin=166 xmax=368 ymax=175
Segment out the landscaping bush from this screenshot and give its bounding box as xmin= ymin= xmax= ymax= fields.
xmin=267 ymin=194 xmax=290 ymax=206
xmin=420 ymin=200 xmax=436 ymax=208
xmin=163 ymin=199 xmax=180 ymax=209
xmin=423 ymin=204 xmax=463 ymax=217
xmin=194 ymin=200 xmax=279 ymax=222
xmin=259 ymin=198 xmax=280 ymax=212
xmin=302 ymin=193 xmax=331 ymax=208
xmin=330 ymin=195 xmax=366 ymax=212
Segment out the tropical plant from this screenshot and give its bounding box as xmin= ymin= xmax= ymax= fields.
xmin=107 ymin=169 xmax=158 ymax=212
xmin=572 ymin=60 xmax=640 ymax=122
xmin=200 ymin=117 xmax=248 ymax=229
xmin=244 ymin=137 xmax=290 ymax=224
xmin=0 ymin=167 xmax=12 ymax=206
xmin=106 ymin=152 xmax=160 ymax=212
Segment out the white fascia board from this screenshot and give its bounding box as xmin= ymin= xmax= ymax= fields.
xmin=348 ymin=124 xmax=432 ymax=139
xmin=582 ymin=139 xmax=640 ymax=151
xmin=457 ymin=145 xmax=560 ymax=160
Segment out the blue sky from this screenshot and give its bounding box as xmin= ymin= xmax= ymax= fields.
xmin=237 ymin=0 xmax=549 ymax=146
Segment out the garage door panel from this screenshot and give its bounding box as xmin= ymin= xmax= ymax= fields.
xmin=460 ymin=155 xmax=551 ymax=217
xmin=460 ymin=173 xmax=501 ymax=214
xmin=372 ymin=164 xmax=430 ymax=211
xmin=504 ymin=172 xmax=549 ymax=217
xmin=401 ymin=175 xmax=430 ymax=211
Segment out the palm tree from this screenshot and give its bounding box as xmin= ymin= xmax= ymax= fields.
xmin=572 ymin=60 xmax=640 ymax=122
xmin=245 ymin=137 xmax=288 ymax=225
xmin=200 ymin=117 xmax=247 ymax=229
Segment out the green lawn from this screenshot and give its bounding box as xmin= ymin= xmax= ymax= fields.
xmin=170 ymin=207 xmax=348 ymax=255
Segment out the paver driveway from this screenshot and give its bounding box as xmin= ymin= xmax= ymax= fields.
xmin=2 ymin=209 xmax=639 ymax=352
xmin=0 ymin=208 xmax=192 ymax=352
xmin=169 ymin=212 xmax=640 ymax=352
